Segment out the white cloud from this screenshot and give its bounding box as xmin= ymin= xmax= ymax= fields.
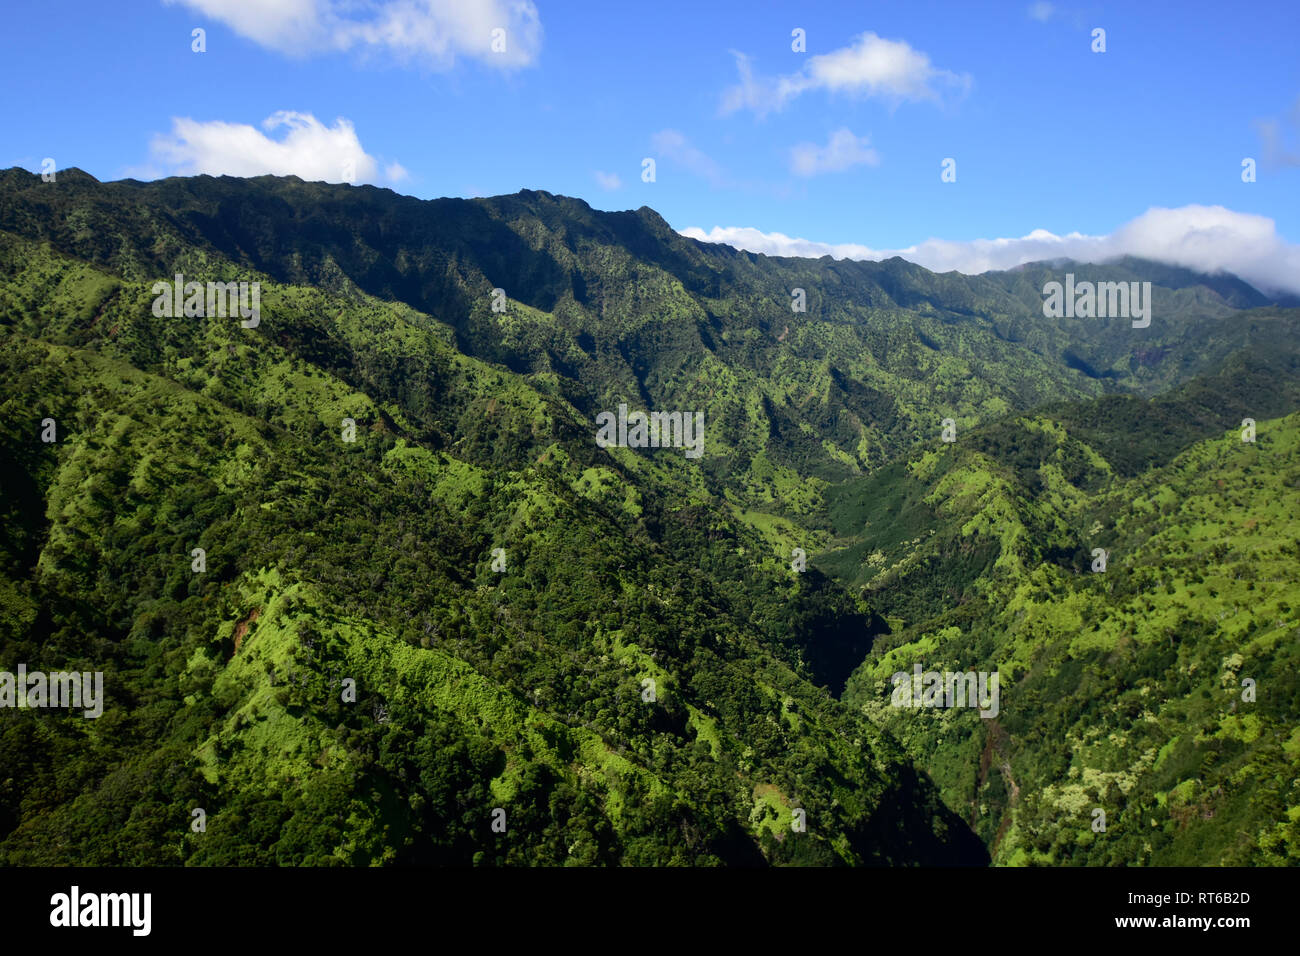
xmin=651 ymin=129 xmax=725 ymax=185
xmin=1254 ymin=95 xmax=1300 ymax=169
xmin=681 ymin=224 xmax=872 ymax=260
xmin=1027 ymin=2 xmax=1055 ymax=23
xmin=679 ymin=205 xmax=1300 ymax=296
xmin=721 ymin=32 xmax=970 ymax=117
xmin=594 ymin=170 xmax=622 ymax=190
xmin=719 ymin=51 xmax=771 ymax=116
xmin=790 ymin=128 xmax=880 ymax=177
xmin=147 ymin=111 xmax=406 ymax=185
xmin=165 ymin=0 xmax=542 ymax=69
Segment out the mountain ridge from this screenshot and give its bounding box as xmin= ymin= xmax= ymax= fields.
xmin=5 ymin=167 xmax=1291 ymax=306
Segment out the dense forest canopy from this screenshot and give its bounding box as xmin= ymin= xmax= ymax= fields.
xmin=1 ymin=168 xmax=1296 ymax=865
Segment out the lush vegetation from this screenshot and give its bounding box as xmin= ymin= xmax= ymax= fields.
xmin=0 ymin=168 xmax=1296 ymax=865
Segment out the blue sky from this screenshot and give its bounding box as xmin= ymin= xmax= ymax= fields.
xmin=3 ymin=1 xmax=1298 ymax=290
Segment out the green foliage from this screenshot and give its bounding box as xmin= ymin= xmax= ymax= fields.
xmin=1 ymin=168 xmax=1296 ymax=866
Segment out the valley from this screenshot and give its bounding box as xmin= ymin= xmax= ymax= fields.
xmin=0 ymin=168 xmax=1296 ymax=866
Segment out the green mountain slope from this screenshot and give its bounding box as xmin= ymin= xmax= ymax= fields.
xmin=0 ymin=240 xmax=980 ymax=865
xmin=837 ymin=401 xmax=1300 ymax=865
xmin=5 ymin=168 xmax=1298 ymax=515
xmin=1 ymin=168 xmax=1296 ymax=866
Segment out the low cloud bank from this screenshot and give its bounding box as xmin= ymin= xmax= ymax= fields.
xmin=681 ymin=205 xmax=1300 ymax=296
